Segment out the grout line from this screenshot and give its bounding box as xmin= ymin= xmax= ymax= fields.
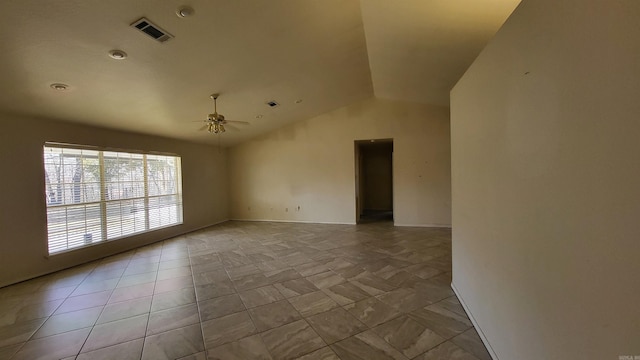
xmin=73 ymin=253 xmax=137 ymax=357
xmin=186 ymin=238 xmax=212 ymax=358
xmin=11 ymin=260 xmax=102 ymax=358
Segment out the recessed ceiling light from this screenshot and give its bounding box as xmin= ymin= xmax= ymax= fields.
xmin=255 ymin=114 xmax=263 ymax=119
xmin=108 ymin=50 xmax=127 ymax=60
xmin=295 ymin=99 xmax=303 ymax=104
xmin=50 ymin=83 xmax=69 ymax=91
xmin=176 ymin=6 xmax=194 ymax=18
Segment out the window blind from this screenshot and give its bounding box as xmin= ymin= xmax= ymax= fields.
xmin=43 ymin=144 xmax=183 ymax=254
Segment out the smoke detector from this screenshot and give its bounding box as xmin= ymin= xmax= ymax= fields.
xmin=108 ymin=50 xmax=127 ymax=60
xmin=176 ymin=6 xmax=194 ymax=18
xmin=50 ymin=83 xmax=69 ymax=91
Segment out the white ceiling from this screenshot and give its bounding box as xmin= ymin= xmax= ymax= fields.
xmin=0 ymin=0 xmax=519 ymax=146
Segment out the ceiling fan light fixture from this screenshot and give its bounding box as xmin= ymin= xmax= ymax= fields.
xmin=219 ymin=124 xmax=226 ymax=133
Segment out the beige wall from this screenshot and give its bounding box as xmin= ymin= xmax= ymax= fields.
xmin=228 ymin=97 xmax=451 ymax=226
xmin=0 ymin=113 xmax=228 ymax=287
xmin=451 ymin=1 xmax=640 ymax=359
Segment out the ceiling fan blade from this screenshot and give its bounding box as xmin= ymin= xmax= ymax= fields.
xmin=198 ymin=124 xmax=208 ymax=131
xmin=223 ymin=120 xmax=250 ymax=125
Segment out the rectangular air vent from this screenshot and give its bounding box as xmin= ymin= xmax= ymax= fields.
xmin=131 ymin=18 xmax=173 ymax=43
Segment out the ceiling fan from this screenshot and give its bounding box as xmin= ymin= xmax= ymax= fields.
xmin=197 ymin=93 xmax=249 ymax=134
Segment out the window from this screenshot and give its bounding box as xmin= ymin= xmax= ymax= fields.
xmin=43 ymin=144 xmax=183 ymax=254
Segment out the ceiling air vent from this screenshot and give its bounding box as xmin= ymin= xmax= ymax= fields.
xmin=131 ymin=18 xmax=173 ymax=43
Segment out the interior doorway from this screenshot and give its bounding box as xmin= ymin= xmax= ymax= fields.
xmin=355 ymin=139 xmax=393 ymax=224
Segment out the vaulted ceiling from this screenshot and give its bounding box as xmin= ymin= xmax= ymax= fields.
xmin=0 ymin=0 xmax=519 ymax=146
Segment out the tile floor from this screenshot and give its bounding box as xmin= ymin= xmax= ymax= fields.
xmin=0 ymin=221 xmax=491 ymax=360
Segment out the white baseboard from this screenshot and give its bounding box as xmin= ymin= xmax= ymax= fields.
xmin=451 ymin=282 xmax=499 ymax=360
xmin=230 ymin=218 xmax=356 ymax=225
xmin=394 ymin=223 xmax=452 ymax=228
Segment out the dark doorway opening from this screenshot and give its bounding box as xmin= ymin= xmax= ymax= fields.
xmin=355 ymin=139 xmax=393 ymax=224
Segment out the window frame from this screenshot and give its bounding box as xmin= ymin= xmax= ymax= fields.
xmin=43 ymin=142 xmax=183 ymax=255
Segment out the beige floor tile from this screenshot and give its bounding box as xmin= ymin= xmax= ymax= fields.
xmin=401 ymin=278 xmax=454 ymax=304
xmin=289 ymin=291 xmax=339 ymax=317
xmin=377 ymin=287 xmax=432 ymax=313
xmin=81 ymin=314 xmax=148 ymax=353
xmin=202 ymin=311 xmax=257 ymax=348
xmin=414 ymin=341 xmax=481 ymax=360
xmin=321 ymin=282 xmax=370 ymax=306
xmin=295 ymin=346 xmax=341 ymax=360
xmin=248 ymin=300 xmax=302 ymax=332
xmin=0 ymin=318 xmax=46 ymax=348
xmin=257 ymin=260 xmax=290 ymax=272
xmin=199 ymin=293 xmax=246 ymax=321
xmin=274 ymin=279 xmax=319 ymax=298
xmin=344 ymin=297 xmax=402 ymax=328
xmin=294 ymin=262 xmax=331 ymax=277
xmin=233 ymin=273 xmax=272 ymax=292
xmin=195 ymin=280 xmax=236 ymax=302
xmin=117 ymin=272 xmax=158 ymax=288
xmin=97 ymin=296 xmax=152 ymax=325
xmin=306 ymin=272 xmax=346 ymax=289
xmin=261 ymin=320 xmax=325 ymax=360
xmin=207 ymin=334 xmax=273 ymax=360
xmin=154 ymin=275 xmax=194 ymax=295
xmin=147 ymin=303 xmax=200 ymax=335
xmin=450 ymin=328 xmax=492 ymax=360
xmin=349 ymin=273 xmax=396 ymax=296
xmin=71 ymin=278 xmax=119 ymax=297
xmin=12 ymin=327 xmax=91 ymax=360
xmin=0 ymin=342 xmax=23 ymax=359
xmin=33 ymin=306 xmax=102 ymax=338
xmin=108 ymin=282 xmax=155 ymax=304
xmin=0 ymin=298 xmax=64 ymax=327
xmin=373 ymin=316 xmax=446 ymax=358
xmin=330 ymin=330 xmax=408 ymax=360
xmin=142 ymin=324 xmax=205 ymax=360
xmin=306 ymin=307 xmax=368 ymax=344
xmin=151 ymin=287 xmax=196 ymax=312
xmin=409 ymin=305 xmax=472 ymax=339
xmin=403 ymin=264 xmax=443 ymax=280
xmin=264 ymin=268 xmax=302 ymax=283
xmin=76 ymin=338 xmax=144 ymax=360
xmin=239 ymin=285 xmax=285 ymax=308
xmin=179 ymin=351 xmax=207 ymax=360
xmin=55 ymin=290 xmax=111 ymax=314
